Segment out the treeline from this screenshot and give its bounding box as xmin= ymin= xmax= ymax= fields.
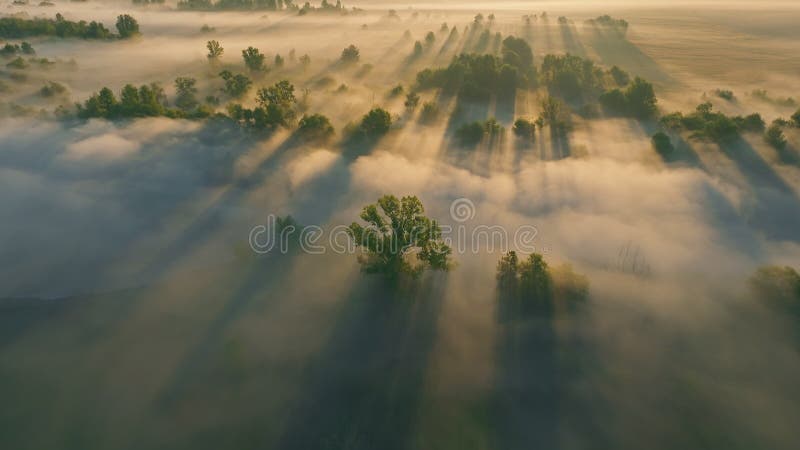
xmin=0 ymin=13 xmax=139 ymax=39
xmin=74 ymin=75 xmax=395 ymax=145
xmin=416 ymin=36 xmax=537 ymax=99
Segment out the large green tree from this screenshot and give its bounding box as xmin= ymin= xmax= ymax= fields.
xmin=348 ymin=195 xmax=452 ymax=279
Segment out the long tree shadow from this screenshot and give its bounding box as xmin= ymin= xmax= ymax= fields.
xmin=718 ymin=137 xmax=800 ymax=241
xmin=276 ymin=274 xmax=446 ymax=450
xmin=559 ymin=22 xmax=586 ymax=57
xmin=585 ymin=24 xmax=680 ymax=87
xmin=492 ymin=289 xmax=560 ymax=450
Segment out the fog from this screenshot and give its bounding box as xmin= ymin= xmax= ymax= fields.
xmin=1 ymin=1 xmax=799 ymax=449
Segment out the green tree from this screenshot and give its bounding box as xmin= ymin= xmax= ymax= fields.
xmin=340 ymin=44 xmax=360 ymax=64
xmin=404 ymin=92 xmax=420 ymax=109
xmin=115 ymin=14 xmax=139 ymax=38
xmin=296 ymin=113 xmax=334 ymax=142
xmin=765 ymin=122 xmax=787 ymax=150
xmin=348 ymin=195 xmax=452 ymax=279
xmin=242 ymin=46 xmax=265 ymax=72
xmin=174 ymin=77 xmax=198 ymax=110
xmin=219 ymin=70 xmax=252 ymax=98
xmin=206 ymin=40 xmax=223 ymax=59
xmin=358 ymin=108 xmax=392 ymax=138
xmin=513 ymin=118 xmax=536 ymax=141
xmin=792 ymin=108 xmax=800 ymax=127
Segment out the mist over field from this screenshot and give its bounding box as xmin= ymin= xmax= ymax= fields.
xmin=1 ymin=1 xmax=799 ymax=449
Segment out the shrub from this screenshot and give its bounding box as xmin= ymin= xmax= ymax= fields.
xmin=512 ymin=118 xmax=536 ymax=141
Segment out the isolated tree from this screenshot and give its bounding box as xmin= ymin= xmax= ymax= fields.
xmin=425 ymin=31 xmax=435 ymax=46
xmin=115 ymin=14 xmax=139 ymax=38
xmin=404 ymin=92 xmax=420 ymax=109
xmin=412 ymin=41 xmax=423 ymax=57
xmin=242 ymin=46 xmax=266 ymax=72
xmin=792 ymin=108 xmax=800 ymax=127
xmin=206 ymin=40 xmax=223 ymax=59
xmin=340 ymin=44 xmax=360 ymax=64
xmin=348 ymin=195 xmax=452 ymax=279
xmin=358 ymin=108 xmax=392 ymax=138
xmin=274 ymin=53 xmax=284 ymax=68
xmin=174 ymin=77 xmax=198 ymax=110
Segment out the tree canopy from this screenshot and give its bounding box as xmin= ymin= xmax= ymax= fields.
xmin=348 ymin=195 xmax=452 ymax=279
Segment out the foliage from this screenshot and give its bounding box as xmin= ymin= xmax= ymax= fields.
xmin=793 ymin=108 xmax=800 ymax=127
xmin=418 ymin=101 xmax=439 ymax=124
xmin=229 ymin=79 xmax=297 ymax=130
xmin=512 ymin=118 xmax=536 ymax=141
xmin=206 ymin=40 xmax=224 ymax=59
xmin=115 ymin=14 xmax=140 ymax=38
xmin=219 ymin=70 xmax=252 ymax=98
xmin=356 ymin=107 xmax=392 ymax=139
xmin=388 ymin=84 xmax=404 ymax=98
xmin=765 ymin=121 xmax=787 ymax=150
xmin=416 ymin=51 xmax=533 ymax=100
xmin=40 ymin=81 xmax=67 ymax=98
xmin=1 ymin=41 xmax=35 ymax=57
xmin=598 ymin=77 xmax=658 ymax=118
xmin=455 ymin=118 xmax=504 ymax=147
xmin=713 ymin=89 xmax=735 ymax=101
xmin=651 ymin=131 xmax=674 ymax=156
xmin=178 ymin=0 xmax=288 ymax=10
xmin=404 ymin=92 xmax=419 ymax=109
xmin=0 ymin=13 xmax=123 ymax=39
xmin=348 ymin=195 xmax=452 ymax=279
xmin=295 ymin=113 xmax=334 ymax=142
xmin=242 ymin=46 xmax=266 ymax=72
xmin=660 ymin=102 xmax=767 ymax=142
xmin=77 ymin=83 xmax=180 ymax=119
xmin=585 ymin=15 xmax=629 ymax=34
xmin=608 ymin=65 xmax=629 ymax=86
xmin=340 ymin=44 xmax=360 ymax=64
xmin=497 ymin=251 xmax=589 ymax=316
xmin=174 ymin=77 xmax=198 ymax=110
xmin=538 ymin=96 xmax=571 ymax=133
xmin=540 ymin=53 xmax=604 ymax=100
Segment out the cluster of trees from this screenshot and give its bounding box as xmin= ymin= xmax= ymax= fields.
xmin=497 ymin=251 xmax=589 ymax=317
xmin=415 ymin=37 xmax=535 ymax=100
xmin=40 ymin=81 xmax=68 ymax=98
xmin=751 ymin=89 xmax=796 ymax=108
xmin=598 ymin=77 xmax=658 ymax=118
xmin=218 ymin=70 xmax=252 ymax=98
xmin=0 ymin=13 xmax=139 ymax=39
xmin=1 ymin=41 xmax=34 ymax=57
xmin=455 ymin=118 xmax=504 ymax=147
xmin=76 ymin=79 xmax=211 ymax=120
xmin=298 ymin=0 xmax=351 ymax=15
xmin=178 ymin=0 xmax=293 ymax=10
xmin=540 ymin=53 xmax=604 ymax=101
xmin=585 ymin=15 xmax=629 ymax=34
xmin=660 ymin=102 xmax=766 ymax=142
xmin=348 ymin=195 xmax=452 ymax=279
xmin=227 ymin=79 xmax=297 ymax=130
